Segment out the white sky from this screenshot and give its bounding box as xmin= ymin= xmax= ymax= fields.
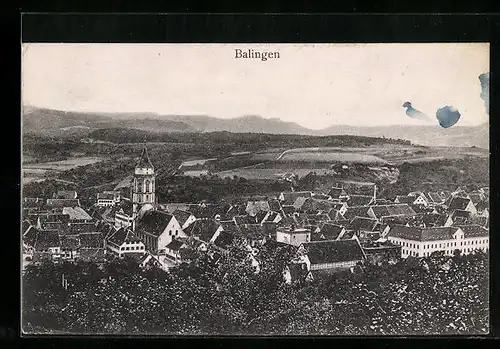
xmin=22 ymin=43 xmax=489 ymax=129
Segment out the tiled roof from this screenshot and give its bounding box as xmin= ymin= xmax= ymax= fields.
xmin=395 ymin=196 xmax=415 ymax=204
xmin=173 ymin=209 xmax=194 ymax=227
xmin=427 ymin=192 xmax=445 ymax=204
xmin=343 ymin=206 xmax=371 ymax=221
xmin=301 ymin=239 xmax=365 ymax=264
xmin=246 ymin=201 xmax=271 ymax=216
xmin=166 ymin=238 xmax=185 ymax=251
xmin=23 ymin=226 xmax=38 ymax=247
xmin=327 ymin=187 xmax=346 ymax=199
xmin=97 ymin=192 xmax=115 ymax=200
xmin=46 ymin=199 xmax=81 ymax=208
xmin=34 ymin=230 xmax=60 ymax=250
xmin=179 ymin=248 xmax=196 ymax=260
xmin=219 ymin=220 xmax=239 ymax=235
xmin=213 ymin=230 xmax=234 ymax=250
xmin=327 ymin=209 xmax=346 ymax=221
xmin=107 ymin=227 xmax=142 ymax=246
xmin=79 ymin=232 xmax=104 ymax=249
xmin=184 ymin=219 xmax=220 ymax=243
xmin=62 ymin=207 xmax=93 ymax=221
xmin=334 ymin=180 xmax=376 ymax=196
xmin=54 ymin=190 xmax=78 ymax=199
xmin=348 ymin=217 xmax=379 ymax=232
xmin=293 ymin=197 xmax=309 ymax=210
xmin=68 ymin=222 xmax=96 ymax=235
xmin=136 ymin=147 xmax=154 ymax=169
xmin=60 ymin=235 xmax=80 ymax=250
xmin=280 ymin=191 xmax=312 ymax=205
xmin=455 ymin=225 xmax=489 ymax=238
xmin=388 ymin=225 xmax=460 ymax=241
xmin=315 ymin=223 xmax=344 ymax=240
xmin=347 ymin=195 xmax=374 ymax=206
xmin=237 ymin=224 xmax=268 ymax=240
xmin=234 ymin=215 xmax=258 ymax=226
xmin=447 ymin=197 xmax=473 ymax=211
xmin=449 ymin=209 xmax=471 ymax=220
xmin=137 ymin=210 xmax=174 ymax=237
xmin=370 ymin=204 xmax=416 ymax=218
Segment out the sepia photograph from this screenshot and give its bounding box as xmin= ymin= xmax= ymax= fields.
xmin=21 ymin=43 xmax=489 ymax=335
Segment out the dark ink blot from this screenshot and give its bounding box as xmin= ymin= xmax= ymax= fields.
xmin=479 ymin=72 xmax=489 ymax=114
xmin=402 ymin=101 xmax=430 ymax=121
xmin=436 ymin=106 xmax=461 ymax=128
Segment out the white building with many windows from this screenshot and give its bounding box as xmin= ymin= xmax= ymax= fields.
xmin=387 ymin=225 xmax=489 ymax=258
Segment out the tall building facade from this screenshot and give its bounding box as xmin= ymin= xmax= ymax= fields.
xmin=131 ymin=147 xmax=156 ymax=229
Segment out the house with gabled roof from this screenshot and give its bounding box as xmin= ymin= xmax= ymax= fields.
xmin=33 ymin=229 xmax=61 ymax=263
xmin=106 ymin=227 xmax=146 ymax=258
xmin=277 ymin=227 xmax=311 ymax=246
xmin=260 ymin=211 xmax=282 ymax=225
xmin=445 ymin=196 xmax=477 ymax=215
xmin=327 ymin=208 xmax=346 ymax=222
xmin=368 ymin=204 xmax=416 ymax=221
xmin=172 ymin=209 xmax=197 ymax=230
xmin=327 ymin=187 xmax=348 ymax=200
xmin=135 ymin=210 xmax=185 ymax=255
xmin=245 ymin=200 xmax=271 ymax=217
xmin=427 ymin=192 xmax=446 ymax=205
xmin=444 ymin=209 xmax=471 ymax=227
xmin=343 ymin=205 xmax=371 ymax=221
xmin=313 ymin=222 xmax=345 ymax=241
xmin=347 ymin=195 xmax=375 ymax=207
xmin=278 ymin=191 xmax=312 ymax=205
xmin=347 ymin=217 xmax=380 ymax=240
xmin=78 ymin=232 xmax=106 ymax=262
xmin=183 ymin=218 xmax=223 ymax=245
xmin=296 ymin=239 xmax=366 ymax=273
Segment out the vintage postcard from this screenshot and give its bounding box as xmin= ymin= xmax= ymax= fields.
xmin=21 ymin=43 xmax=489 ymax=335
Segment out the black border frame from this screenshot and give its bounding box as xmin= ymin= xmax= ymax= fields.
xmin=11 ymin=12 xmax=500 ymax=347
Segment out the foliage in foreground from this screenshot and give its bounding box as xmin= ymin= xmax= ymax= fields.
xmin=22 ymin=245 xmax=489 ymax=335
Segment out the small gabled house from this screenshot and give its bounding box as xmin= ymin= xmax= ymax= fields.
xmin=60 ymin=235 xmax=80 ymax=261
xmin=347 ymin=195 xmax=375 ymax=207
xmin=260 ymin=211 xmax=282 ymax=225
xmin=407 ymin=192 xmax=429 ymax=207
xmin=62 ymin=207 xmax=93 ymax=222
xmin=367 ymin=204 xmax=416 ymax=221
xmin=172 ymin=209 xmax=197 ymax=230
xmin=96 ymin=191 xmax=121 ymax=207
xmin=347 ymin=216 xmax=380 ymax=240
xmin=313 ymin=222 xmax=345 ymax=241
xmin=327 ymin=208 xmax=346 ymax=222
xmin=135 ymin=210 xmax=185 ymax=255
xmin=343 ymin=205 xmax=371 ymax=221
xmin=78 ymin=232 xmax=106 ymax=262
xmin=46 ymin=198 xmax=81 ymax=208
xmin=445 ymin=197 xmax=477 ymax=215
xmin=33 ymin=229 xmax=61 ymax=262
xmin=245 ymin=200 xmax=271 ymax=217
xmin=297 ymin=239 xmax=366 ymax=273
xmin=327 ymin=187 xmax=348 ymax=200
xmin=106 ymin=227 xmax=146 ymax=258
xmin=428 ymin=192 xmax=446 ymax=205
xmin=183 ymin=218 xmax=223 ymax=245
xmin=278 ymin=191 xmax=312 ymax=206
xmin=444 ymin=209 xmax=471 ymax=227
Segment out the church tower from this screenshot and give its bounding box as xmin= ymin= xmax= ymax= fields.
xmin=131 ymin=146 xmax=155 ymax=230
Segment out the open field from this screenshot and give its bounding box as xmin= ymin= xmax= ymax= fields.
xmin=278 ymin=148 xmax=389 ymax=164
xmin=216 ymin=167 xmax=335 ymax=180
xmin=22 ymin=157 xmax=105 ymax=184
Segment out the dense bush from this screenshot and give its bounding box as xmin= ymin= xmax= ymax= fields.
xmin=22 ymin=248 xmax=489 ymax=335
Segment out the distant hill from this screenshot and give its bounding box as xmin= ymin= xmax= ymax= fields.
xmin=22 ymin=106 xmax=196 ymax=136
xmin=320 ymin=123 xmax=489 ymax=148
xmin=23 ymin=106 xmax=489 ymax=148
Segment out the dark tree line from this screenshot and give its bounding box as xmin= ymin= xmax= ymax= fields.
xmin=22 ymin=244 xmax=488 ymax=335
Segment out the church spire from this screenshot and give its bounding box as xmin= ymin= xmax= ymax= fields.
xmin=136 ymin=145 xmax=154 ymax=169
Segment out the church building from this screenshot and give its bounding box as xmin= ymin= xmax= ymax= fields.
xmin=131 ymin=146 xmax=156 ymax=230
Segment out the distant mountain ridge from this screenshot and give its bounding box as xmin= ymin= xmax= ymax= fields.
xmin=22 ymin=106 xmax=489 ymax=148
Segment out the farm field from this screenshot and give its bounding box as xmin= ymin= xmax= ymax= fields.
xmin=216 ymin=167 xmax=335 ymax=180
xmin=22 ymin=156 xmax=105 ymax=184
xmin=278 ymin=148 xmax=389 ymax=164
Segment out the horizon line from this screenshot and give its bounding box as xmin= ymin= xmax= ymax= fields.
xmin=22 ymin=104 xmax=487 ymax=129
